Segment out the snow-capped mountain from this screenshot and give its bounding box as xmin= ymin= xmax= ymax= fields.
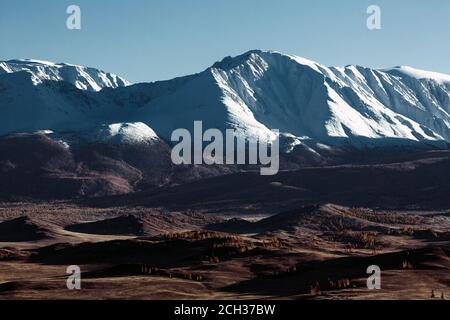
xmin=0 ymin=59 xmax=130 ymax=92
xmin=206 ymin=50 xmax=450 ymax=146
xmin=0 ymin=51 xmax=449 ymax=150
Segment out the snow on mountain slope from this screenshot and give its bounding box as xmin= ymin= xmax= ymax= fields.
xmin=383 ymin=66 xmax=450 ymax=84
xmin=130 ymin=68 xmax=277 ymax=142
xmin=0 ymin=71 xmax=102 ymax=134
xmin=0 ymin=69 xmax=136 ymax=135
xmin=0 ymin=59 xmax=130 ymax=92
xmin=207 ymin=50 xmax=450 ymax=146
xmin=90 ymin=122 xmax=160 ymax=144
xmin=0 ymin=51 xmax=449 ymax=151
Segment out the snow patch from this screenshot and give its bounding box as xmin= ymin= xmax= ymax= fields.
xmin=100 ymin=122 xmax=159 ymax=144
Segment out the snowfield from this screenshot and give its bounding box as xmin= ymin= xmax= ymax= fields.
xmin=0 ymin=51 xmax=449 ymax=151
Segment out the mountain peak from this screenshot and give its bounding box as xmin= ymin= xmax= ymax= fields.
xmin=211 ymin=49 xmax=322 ymax=72
xmin=211 ymin=49 xmax=264 ymax=70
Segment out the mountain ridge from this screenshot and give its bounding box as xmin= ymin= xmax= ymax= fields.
xmin=0 ymin=59 xmax=130 ymax=92
xmin=1 ymin=50 xmax=450 ymax=150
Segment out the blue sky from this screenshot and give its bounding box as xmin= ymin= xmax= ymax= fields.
xmin=1 ymin=0 xmax=449 ymax=83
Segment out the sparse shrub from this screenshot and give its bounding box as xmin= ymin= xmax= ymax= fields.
xmin=310 ymin=281 xmax=321 ymax=296
xmin=401 ymin=260 xmax=414 ymax=269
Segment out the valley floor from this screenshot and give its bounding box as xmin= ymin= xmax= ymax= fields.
xmin=0 ymin=202 xmax=448 ymax=300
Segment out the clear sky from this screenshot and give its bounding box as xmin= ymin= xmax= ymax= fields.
xmin=1 ymin=0 xmax=449 ymax=83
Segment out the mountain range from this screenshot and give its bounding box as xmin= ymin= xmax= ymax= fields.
xmin=1 ymin=51 xmax=450 ymax=148
xmin=1 ymin=50 xmax=450 ymax=202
